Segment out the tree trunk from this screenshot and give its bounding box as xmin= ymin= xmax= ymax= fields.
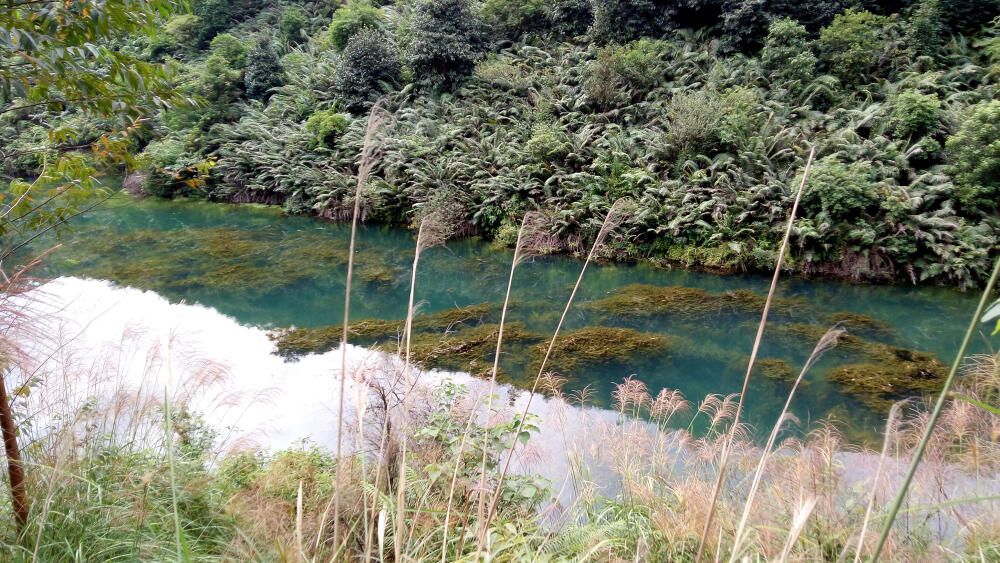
xmin=0 ymin=370 xmax=28 ymax=536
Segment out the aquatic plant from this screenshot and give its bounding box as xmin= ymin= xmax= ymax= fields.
xmin=587 ymin=284 xmax=808 ymax=320
xmin=532 ymin=326 xmax=668 ymax=374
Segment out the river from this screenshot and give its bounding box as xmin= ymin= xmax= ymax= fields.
xmin=32 ymin=194 xmax=989 ymax=440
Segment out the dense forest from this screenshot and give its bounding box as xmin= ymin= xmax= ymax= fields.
xmin=4 ymin=0 xmax=1000 ymax=288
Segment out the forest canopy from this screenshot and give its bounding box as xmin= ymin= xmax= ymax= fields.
xmin=3 ymin=0 xmax=1000 ymax=288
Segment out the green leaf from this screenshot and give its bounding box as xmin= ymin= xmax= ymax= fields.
xmin=518 ymin=484 xmax=537 ymax=498
xmin=517 ymin=431 xmax=531 ymax=446
xmin=983 ymin=299 xmax=1000 ymax=323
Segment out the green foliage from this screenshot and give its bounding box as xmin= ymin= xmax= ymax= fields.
xmin=280 ymin=6 xmax=309 ymax=45
xmin=947 ymin=100 xmax=1000 ymax=213
xmin=801 ymin=156 xmax=878 ymax=221
xmin=334 ymin=29 xmax=402 ymax=112
xmin=481 ymin=0 xmax=548 ymax=39
xmin=548 ymin=0 xmax=593 ymax=37
xmin=305 ymin=110 xmax=350 ymax=149
xmin=0 ymin=0 xmax=191 ymax=243
xmin=408 ymin=0 xmax=489 ymax=89
xmin=889 ymin=91 xmax=941 ymax=138
xmin=589 ymin=0 xmax=674 ymax=44
xmin=760 ymin=18 xmax=817 ymax=86
xmin=210 ymin=33 xmax=247 ymax=69
xmin=525 ymin=123 xmax=571 ymax=164
xmin=907 ymin=0 xmax=945 ymax=58
xmin=329 ymin=0 xmax=384 ymax=52
xmin=244 ymin=39 xmax=283 ymax=102
xmin=817 ymin=9 xmax=896 ymax=87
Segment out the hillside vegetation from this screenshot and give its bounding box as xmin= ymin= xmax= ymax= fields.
xmin=4 ymin=0 xmax=1000 ymax=287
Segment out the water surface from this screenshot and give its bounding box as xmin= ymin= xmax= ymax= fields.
xmin=37 ymin=195 xmax=989 ymax=439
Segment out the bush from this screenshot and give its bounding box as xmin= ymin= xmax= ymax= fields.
xmin=305 ymin=110 xmax=350 ymax=149
xmin=525 ymin=123 xmax=571 ymax=164
xmin=245 ymin=39 xmax=283 ymax=102
xmin=548 ymin=0 xmax=593 ymax=37
xmin=760 ymin=18 xmax=817 ymax=86
xmin=209 ymin=33 xmax=246 ymax=69
xmin=408 ymin=0 xmax=489 ymax=90
xmin=889 ymin=91 xmax=941 ymax=138
xmin=817 ymin=9 xmax=894 ymax=87
xmin=329 ymin=0 xmax=384 ymax=52
xmin=946 ymin=100 xmax=1000 ymax=213
xmin=334 ymin=29 xmax=402 ymax=112
xmin=589 ymin=0 xmax=675 ymax=44
xmin=801 ymin=156 xmax=878 ymax=221
xmin=280 ymin=6 xmax=309 ymax=45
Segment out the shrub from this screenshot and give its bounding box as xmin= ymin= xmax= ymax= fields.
xmin=889 ymin=91 xmax=941 ymax=138
xmin=525 ymin=123 xmax=571 ymax=164
xmin=583 ymin=46 xmax=628 ymax=109
xmin=192 ymin=0 xmax=233 ymax=44
xmin=334 ymin=29 xmax=402 ymax=112
xmin=164 ymin=14 xmax=202 ymax=45
xmin=245 ymin=39 xmax=283 ymax=102
xmin=280 ymin=6 xmax=309 ymax=45
xmin=209 ymin=33 xmax=246 ymax=69
xmin=548 ymin=0 xmax=593 ymax=38
xmin=801 ymin=156 xmax=878 ymax=221
xmin=589 ymin=0 xmax=675 ymax=44
xmin=817 ymin=9 xmax=894 ymax=87
xmin=408 ymin=0 xmax=489 ymax=90
xmin=907 ymin=0 xmax=944 ymax=58
xmin=481 ymin=0 xmax=548 ymax=39
xmin=760 ymin=18 xmax=817 ymax=86
xmin=946 ymin=100 xmax=1000 ymax=213
xmin=329 ymin=0 xmax=384 ymax=52
xmin=305 ymin=110 xmax=350 ymax=149
xmin=613 ymin=38 xmax=667 ymax=93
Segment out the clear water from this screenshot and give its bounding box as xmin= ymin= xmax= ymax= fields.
xmin=36 ymin=195 xmax=991 ymax=440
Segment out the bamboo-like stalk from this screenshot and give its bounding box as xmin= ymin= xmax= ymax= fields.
xmin=325 ymin=99 xmax=387 ymax=555
xmin=476 ymin=199 xmax=630 ymax=555
xmin=694 ymin=145 xmax=815 ymax=562
xmin=868 ymin=254 xmax=1000 ymax=561
xmin=728 ymin=326 xmax=842 ymax=561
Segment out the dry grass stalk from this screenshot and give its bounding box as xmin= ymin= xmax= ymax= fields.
xmin=395 ymin=211 xmax=455 ymax=562
xmin=328 ymin=98 xmax=388 ymax=555
xmin=476 ymin=198 xmax=632 ymax=555
xmin=851 ymin=400 xmax=907 ymax=563
xmin=729 ymin=326 xmax=842 ymax=561
xmin=695 ymin=145 xmax=816 ymax=562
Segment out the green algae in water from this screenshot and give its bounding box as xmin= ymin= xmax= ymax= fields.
xmin=534 ymin=326 xmax=669 ymax=374
xmin=587 ymin=284 xmax=808 ymax=320
xmin=269 ymin=303 xmax=498 ymax=359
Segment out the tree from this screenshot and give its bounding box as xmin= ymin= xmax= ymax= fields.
xmin=245 ymin=39 xmax=283 ymax=102
xmin=408 ymin=0 xmax=489 ymax=89
xmin=329 ymin=0 xmax=384 ymax=52
xmin=481 ymin=0 xmax=549 ymax=39
xmin=548 ymin=0 xmax=593 ymax=38
xmin=589 ymin=0 xmax=675 ymax=44
xmin=0 ymin=0 xmax=190 ymax=537
xmin=817 ymin=9 xmax=895 ymax=87
xmin=280 ymin=7 xmax=309 ymax=46
xmin=760 ymin=18 xmax=817 ymax=86
xmin=334 ymin=29 xmax=402 ymax=112
xmin=946 ymin=100 xmax=1000 ymax=214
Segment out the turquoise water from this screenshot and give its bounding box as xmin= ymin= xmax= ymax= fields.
xmin=37 ymin=195 xmax=990 ymax=439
